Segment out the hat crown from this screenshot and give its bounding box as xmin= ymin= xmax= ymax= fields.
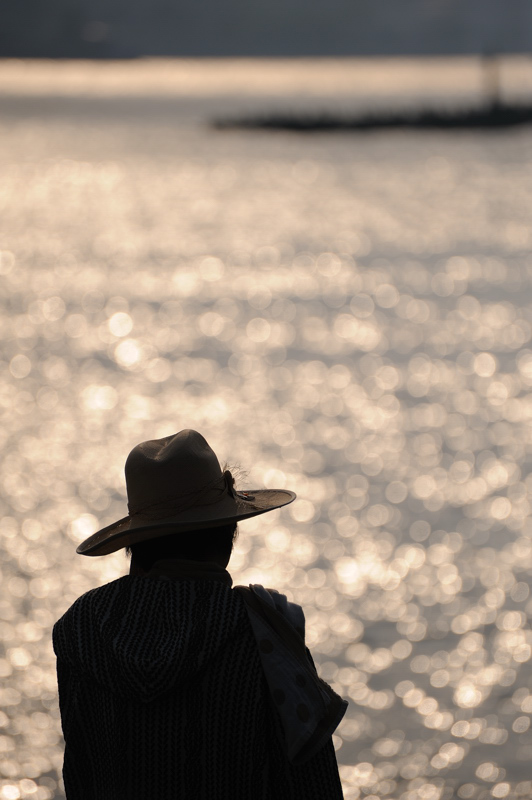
xmin=125 ymin=430 xmax=222 ymax=514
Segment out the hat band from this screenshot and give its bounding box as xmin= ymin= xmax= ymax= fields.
xmin=128 ymin=470 xmax=236 ymax=522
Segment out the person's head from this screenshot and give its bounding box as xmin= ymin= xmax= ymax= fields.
xmin=76 ymin=429 xmax=295 ymax=559
xmin=125 ymin=521 xmax=239 ymax=573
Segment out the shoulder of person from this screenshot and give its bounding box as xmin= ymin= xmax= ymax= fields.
xmin=240 ymin=584 xmax=306 ymax=640
xmin=53 ymin=576 xmax=127 ymax=637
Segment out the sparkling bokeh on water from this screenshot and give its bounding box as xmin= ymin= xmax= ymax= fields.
xmin=2 ymin=59 xmax=532 ymax=800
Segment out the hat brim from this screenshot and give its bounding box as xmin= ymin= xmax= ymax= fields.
xmin=76 ymin=489 xmax=296 ymax=556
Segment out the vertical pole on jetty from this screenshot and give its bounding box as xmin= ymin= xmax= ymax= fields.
xmin=482 ymin=52 xmax=502 ymax=111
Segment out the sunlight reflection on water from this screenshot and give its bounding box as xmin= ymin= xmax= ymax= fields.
xmin=2 ymin=60 xmax=532 ymax=800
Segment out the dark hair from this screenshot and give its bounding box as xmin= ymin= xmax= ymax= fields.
xmin=125 ymin=522 xmax=238 ymax=572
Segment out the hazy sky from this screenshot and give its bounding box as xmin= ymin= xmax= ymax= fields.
xmin=3 ymin=0 xmax=532 ymax=58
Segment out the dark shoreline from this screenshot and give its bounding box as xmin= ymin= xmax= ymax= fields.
xmin=213 ymin=103 xmax=532 ymax=132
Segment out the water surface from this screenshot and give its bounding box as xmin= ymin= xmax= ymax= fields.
xmin=2 ymin=59 xmax=532 ymax=800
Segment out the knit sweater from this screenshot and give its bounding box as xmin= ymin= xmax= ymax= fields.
xmin=53 ymin=567 xmax=345 ymax=799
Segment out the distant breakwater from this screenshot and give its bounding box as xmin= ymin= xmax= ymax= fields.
xmin=213 ymin=102 xmax=532 ymax=132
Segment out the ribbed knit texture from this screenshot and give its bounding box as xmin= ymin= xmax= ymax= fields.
xmin=53 ymin=576 xmax=344 ymax=799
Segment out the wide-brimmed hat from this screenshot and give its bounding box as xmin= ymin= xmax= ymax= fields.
xmin=77 ymin=429 xmax=296 ymax=556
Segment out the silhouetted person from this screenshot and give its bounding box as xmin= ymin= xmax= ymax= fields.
xmin=53 ymin=430 xmax=346 ymax=798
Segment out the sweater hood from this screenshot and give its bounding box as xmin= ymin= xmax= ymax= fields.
xmin=53 ymin=565 xmax=247 ymax=703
